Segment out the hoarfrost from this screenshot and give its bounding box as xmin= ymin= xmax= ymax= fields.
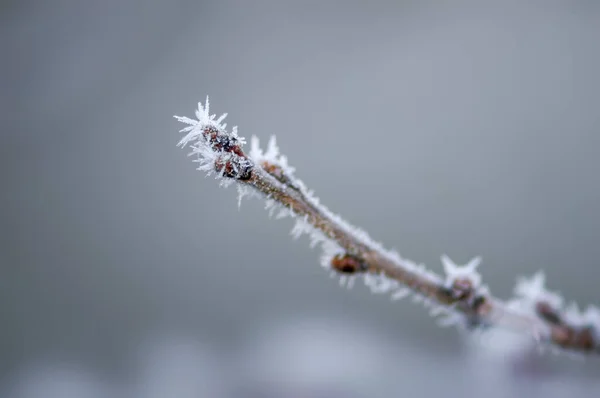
xmin=174 ymin=97 xmax=248 ymax=181
xmin=514 ymin=272 xmax=562 ymax=310
xmin=438 ymin=313 xmax=463 ymax=328
xmin=175 ymin=98 xmax=467 ymax=326
xmin=512 ymin=271 xmax=600 ymax=344
xmin=441 ymin=254 xmax=482 ymax=288
xmin=364 ymin=272 xmax=398 ymax=295
xmin=236 ymin=185 xmax=258 ymax=209
xmin=390 ymin=288 xmax=410 ymax=301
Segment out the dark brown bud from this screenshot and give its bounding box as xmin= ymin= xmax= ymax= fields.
xmin=449 ymin=278 xmax=474 ymax=301
xmin=215 ymin=156 xmax=252 ymax=180
xmin=203 ymin=126 xmax=247 ymax=159
xmin=472 ymin=295 xmax=487 ymax=312
xmin=574 ymin=327 xmax=595 ymax=352
xmin=535 ymin=301 xmax=563 ymax=325
xmin=330 ymin=254 xmax=367 ymax=274
xmin=551 ymin=325 xmax=574 ymax=347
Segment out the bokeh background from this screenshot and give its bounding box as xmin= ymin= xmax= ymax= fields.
xmin=2 ymin=1 xmax=600 ymax=397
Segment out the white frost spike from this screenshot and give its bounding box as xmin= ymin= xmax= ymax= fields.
xmin=219 ymin=177 xmax=234 ymax=188
xmin=346 ymin=276 xmax=356 ymax=289
xmin=264 ymin=199 xmax=278 ymax=218
xmin=364 ymin=272 xmax=397 ymax=294
xmin=390 ymin=288 xmax=410 ymax=301
xmin=438 ymin=313 xmax=461 ymax=328
xmin=309 ymin=232 xmax=325 ymax=248
xmin=583 ymin=306 xmax=600 ymax=326
xmin=291 ymin=217 xmax=311 ymax=239
xmin=582 ymin=306 xmax=600 ymax=343
xmin=237 ymin=185 xmax=252 ymax=209
xmin=363 ymin=274 xmax=376 ymax=293
xmin=441 ymin=254 xmax=482 ymax=288
xmin=216 ymin=113 xmax=228 ymax=125
xmin=320 ymin=241 xmax=344 ymax=269
xmin=275 ymin=208 xmax=291 ymax=220
xmin=429 ymin=306 xmax=446 ymax=317
xmin=249 ymin=135 xmax=263 ymax=161
xmin=265 ymin=136 xmax=280 ymax=162
xmin=249 ymin=135 xmax=296 ymax=178
xmin=514 ymin=271 xmax=563 ymax=309
xmin=202 ymin=96 xmax=209 ymax=116
xmin=563 ymin=302 xmax=584 ymax=326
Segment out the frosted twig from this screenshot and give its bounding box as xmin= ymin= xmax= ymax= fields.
xmin=174 ymin=98 xmax=600 ymax=355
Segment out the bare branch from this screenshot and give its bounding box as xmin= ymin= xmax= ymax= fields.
xmin=174 ymin=98 xmax=600 ymax=356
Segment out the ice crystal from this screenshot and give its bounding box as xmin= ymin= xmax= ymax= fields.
xmin=390 ymin=288 xmax=410 ymax=301
xmin=250 ymin=135 xmax=296 ymax=177
xmin=174 ymin=97 xmax=249 ymax=180
xmin=175 ymin=96 xmax=246 ymax=148
xmin=441 ymin=254 xmax=482 ymax=289
xmin=514 ymin=271 xmax=563 ymax=313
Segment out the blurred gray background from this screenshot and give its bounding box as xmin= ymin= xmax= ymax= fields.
xmin=1 ymin=0 xmax=600 ymax=397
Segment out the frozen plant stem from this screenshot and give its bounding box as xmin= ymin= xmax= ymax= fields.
xmin=174 ymin=98 xmax=600 ymax=356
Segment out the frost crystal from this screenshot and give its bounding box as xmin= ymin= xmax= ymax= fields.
xmin=250 ymin=135 xmax=296 ymax=177
xmin=514 ymin=271 xmax=563 ymax=310
xmin=174 ymin=97 xmax=250 ymax=180
xmin=364 ymin=272 xmax=398 ymax=294
xmin=175 ymin=96 xmax=246 ymax=148
xmin=390 ymin=288 xmax=410 ymax=301
xmin=441 ymin=254 xmax=482 ymax=289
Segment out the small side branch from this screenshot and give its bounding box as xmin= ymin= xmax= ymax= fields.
xmin=174 ymin=98 xmax=600 ymax=356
